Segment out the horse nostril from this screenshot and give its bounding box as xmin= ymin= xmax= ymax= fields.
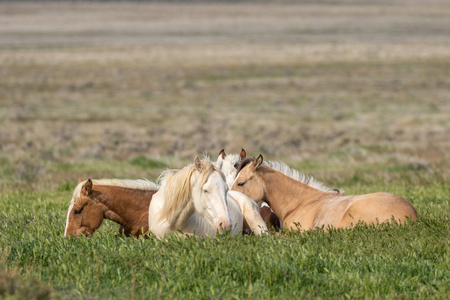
xmin=220 ymin=221 xmax=231 ymax=230
xmin=215 ymin=220 xmax=231 ymax=234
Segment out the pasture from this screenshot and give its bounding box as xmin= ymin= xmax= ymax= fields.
xmin=0 ymin=1 xmax=449 ymax=299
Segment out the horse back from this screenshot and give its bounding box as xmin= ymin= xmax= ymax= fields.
xmin=339 ymin=192 xmax=417 ymax=227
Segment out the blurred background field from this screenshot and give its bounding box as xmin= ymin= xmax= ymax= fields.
xmin=1 ymin=0 xmax=449 ymax=192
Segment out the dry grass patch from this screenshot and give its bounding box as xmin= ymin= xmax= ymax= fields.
xmin=0 ymin=1 xmax=449 ymax=190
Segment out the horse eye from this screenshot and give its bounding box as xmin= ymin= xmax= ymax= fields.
xmin=234 ymin=163 xmax=238 ymax=168
xmin=203 ymin=189 xmax=209 ymax=193
xmin=74 ymin=207 xmax=83 ymax=214
xmin=238 ymin=182 xmax=245 ymax=187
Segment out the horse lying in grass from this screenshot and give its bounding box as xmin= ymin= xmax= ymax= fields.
xmin=65 ymin=178 xmax=158 ymax=237
xmin=65 ymin=157 xmax=268 ymax=238
xmin=232 ymin=155 xmax=418 ymax=231
xmin=215 ymin=149 xmax=247 ymax=188
xmin=215 ymin=149 xmax=282 ymax=231
xmin=148 ymin=157 xmax=267 ymax=238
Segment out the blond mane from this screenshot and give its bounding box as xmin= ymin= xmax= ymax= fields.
xmin=70 ymin=178 xmax=159 ymax=205
xmin=157 ymin=160 xmax=225 ymax=228
xmin=264 ymin=160 xmax=341 ymax=194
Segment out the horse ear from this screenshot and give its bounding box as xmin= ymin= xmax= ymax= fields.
xmin=194 ymin=156 xmax=203 ymax=171
xmin=219 ymin=149 xmax=226 ymax=159
xmin=253 ymin=154 xmax=263 ymax=170
xmin=240 ymin=149 xmax=246 ymax=160
xmin=78 ymin=178 xmax=84 ymax=184
xmin=83 ymin=179 xmax=93 ymax=196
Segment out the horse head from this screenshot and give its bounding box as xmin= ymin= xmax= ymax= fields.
xmin=192 ymin=157 xmax=232 ymax=234
xmin=232 ymin=154 xmax=266 ymax=204
xmin=215 ymin=149 xmax=247 ymax=188
xmin=64 ymin=178 xmax=106 ymax=237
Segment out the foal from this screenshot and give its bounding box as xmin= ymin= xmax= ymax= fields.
xmin=232 ymin=155 xmax=417 ymax=231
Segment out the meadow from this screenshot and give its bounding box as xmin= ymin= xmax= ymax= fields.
xmin=0 ymin=1 xmax=449 ymax=299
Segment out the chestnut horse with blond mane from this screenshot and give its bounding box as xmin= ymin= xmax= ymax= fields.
xmin=65 ymin=178 xmax=158 ymax=237
xmin=232 ymin=155 xmax=417 ymax=231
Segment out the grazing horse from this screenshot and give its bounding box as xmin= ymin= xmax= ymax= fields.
xmin=148 ymin=157 xmax=268 ymax=238
xmin=215 ymin=149 xmax=282 ymax=231
xmin=65 ymin=178 xmax=158 ymax=237
xmin=232 ymin=155 xmax=418 ymax=231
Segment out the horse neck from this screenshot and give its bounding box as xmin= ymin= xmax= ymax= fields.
xmin=159 ymin=183 xmax=195 ymax=230
xmin=171 ymin=201 xmax=195 ymax=230
xmin=259 ymin=167 xmax=330 ymax=222
xmin=95 ymin=185 xmax=154 ymax=227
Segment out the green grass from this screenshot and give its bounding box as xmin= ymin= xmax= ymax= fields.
xmin=0 ymin=183 xmax=448 ymax=299
xmin=129 ymin=156 xmax=167 ymax=170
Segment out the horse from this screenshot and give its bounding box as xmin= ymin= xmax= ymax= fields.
xmin=215 ymin=148 xmax=247 ymax=187
xmin=232 ymin=155 xmax=418 ymax=231
xmin=215 ymin=149 xmax=282 ymax=231
xmin=64 ymin=178 xmax=158 ymax=237
xmin=148 ymin=157 xmax=268 ymax=238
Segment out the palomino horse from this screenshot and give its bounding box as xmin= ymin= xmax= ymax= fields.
xmin=148 ymin=157 xmax=268 ymax=238
xmin=232 ymin=155 xmax=418 ymax=231
xmin=215 ymin=149 xmax=281 ymax=231
xmin=65 ymin=178 xmax=158 ymax=237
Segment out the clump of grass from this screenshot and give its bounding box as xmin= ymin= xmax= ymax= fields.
xmin=57 ymin=181 xmax=77 ymax=192
xmin=129 ymin=155 xmax=167 ymax=170
xmin=0 ymin=265 xmax=52 ymax=300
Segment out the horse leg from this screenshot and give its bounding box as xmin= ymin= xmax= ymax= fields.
xmin=226 ymin=198 xmax=244 ymax=235
xmin=118 ymin=225 xmax=132 ymax=237
xmin=260 ymin=202 xmax=282 ymax=231
xmin=228 ymin=191 xmax=268 ymax=235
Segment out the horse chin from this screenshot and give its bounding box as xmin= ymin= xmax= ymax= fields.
xmin=68 ymin=227 xmax=93 ymax=238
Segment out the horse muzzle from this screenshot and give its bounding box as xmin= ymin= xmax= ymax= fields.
xmin=214 ymin=219 xmax=232 ymax=234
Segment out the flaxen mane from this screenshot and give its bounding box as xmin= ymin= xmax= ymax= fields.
xmin=157 ymin=160 xmax=225 ymax=227
xmin=70 ymin=179 xmax=159 ymax=205
xmin=237 ymin=158 xmax=342 ymax=194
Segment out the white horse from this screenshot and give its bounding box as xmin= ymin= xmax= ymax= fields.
xmin=215 ymin=149 xmax=282 ymax=231
xmin=148 ymin=157 xmax=267 ymax=238
xmin=215 ymin=149 xmax=246 ymax=188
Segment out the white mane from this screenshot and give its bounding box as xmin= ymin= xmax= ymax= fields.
xmin=70 ymin=178 xmax=159 ymax=205
xmin=223 ymin=153 xmax=241 ymax=167
xmin=219 ymin=153 xmax=241 ymax=187
xmin=264 ymin=161 xmax=341 ymax=194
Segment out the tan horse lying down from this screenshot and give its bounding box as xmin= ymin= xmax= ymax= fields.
xmin=232 ymin=155 xmax=417 ymax=231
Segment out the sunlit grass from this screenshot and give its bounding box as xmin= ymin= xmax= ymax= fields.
xmin=0 ymin=184 xmax=448 ymax=299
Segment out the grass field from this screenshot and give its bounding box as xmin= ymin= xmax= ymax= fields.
xmin=0 ymin=1 xmax=449 ymax=299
